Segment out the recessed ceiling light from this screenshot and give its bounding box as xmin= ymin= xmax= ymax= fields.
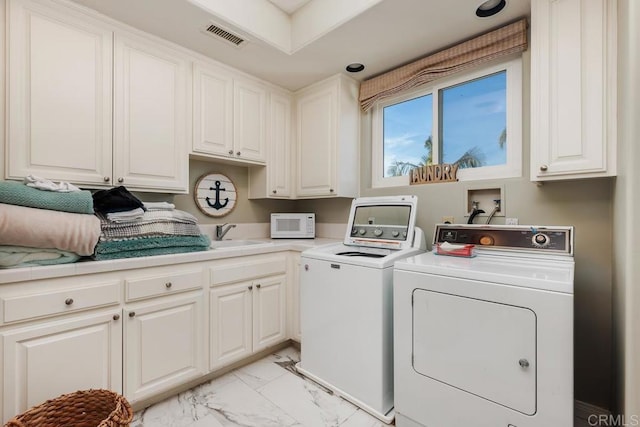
xmin=346 ymin=63 xmax=365 ymax=73
xmin=476 ymin=0 xmax=506 ymax=17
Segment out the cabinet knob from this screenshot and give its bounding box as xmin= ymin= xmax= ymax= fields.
xmin=272 ymin=190 xmax=277 ymax=194
xmin=518 ymin=358 xmax=530 ymax=368
xmin=117 ymin=177 xmax=124 ymax=183
xmin=228 ymin=149 xmax=234 ymax=155
xmin=236 ymin=151 xmax=241 ymax=156
xmin=165 ymin=282 xmax=172 ymax=289
xmin=256 ymin=284 xmax=261 ymax=289
xmin=65 ymin=298 xmax=74 ymax=306
xmin=113 ymin=314 xmax=120 ymax=321
xmin=129 ymin=312 xmax=136 ymax=318
xmin=103 ymin=176 xmax=111 ymax=182
xmin=539 ymin=165 xmax=548 ymax=172
xmin=329 ymin=188 xmax=334 ymax=193
xmin=248 ymin=285 xmax=253 ymax=290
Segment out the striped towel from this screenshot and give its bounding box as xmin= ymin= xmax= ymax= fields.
xmin=98 ymin=209 xmax=202 ymax=240
xmin=98 ymin=209 xmax=197 ymax=225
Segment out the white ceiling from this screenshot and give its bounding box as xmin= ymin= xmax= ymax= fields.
xmin=267 ymin=0 xmax=312 ymax=15
xmin=68 ymin=0 xmax=531 ymax=92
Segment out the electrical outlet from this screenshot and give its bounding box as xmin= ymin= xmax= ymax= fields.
xmin=442 ymin=216 xmax=455 ymax=224
xmin=506 ymin=217 xmax=519 ymax=225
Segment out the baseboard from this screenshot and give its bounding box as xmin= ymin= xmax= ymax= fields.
xmin=575 ymin=400 xmax=611 ymax=427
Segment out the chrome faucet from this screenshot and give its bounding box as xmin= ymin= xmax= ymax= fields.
xmin=215 ymin=223 xmax=236 ymax=241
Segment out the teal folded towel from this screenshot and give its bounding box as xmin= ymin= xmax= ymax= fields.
xmin=94 ymin=234 xmax=211 ymax=260
xmin=0 ymin=245 xmax=80 ymax=268
xmin=0 ymin=180 xmax=94 ymax=214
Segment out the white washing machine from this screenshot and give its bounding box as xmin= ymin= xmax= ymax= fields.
xmin=296 ymin=195 xmax=426 ymax=423
xmin=393 ymin=224 xmax=574 ymax=427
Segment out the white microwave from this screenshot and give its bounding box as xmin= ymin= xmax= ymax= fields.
xmin=271 ymin=213 xmax=315 ymax=239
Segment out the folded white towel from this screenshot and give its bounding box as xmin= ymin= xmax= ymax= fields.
xmin=24 ymin=175 xmax=81 ymax=192
xmin=143 ymin=202 xmax=175 ymax=211
xmin=106 ymin=208 xmax=145 ymax=223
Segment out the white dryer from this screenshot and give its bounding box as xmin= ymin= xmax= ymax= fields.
xmin=297 ymin=195 xmax=426 ymax=423
xmin=393 ymin=224 xmax=574 ymax=427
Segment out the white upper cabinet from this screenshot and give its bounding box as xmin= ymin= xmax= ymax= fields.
xmin=113 ymin=31 xmax=190 ymax=192
xmin=233 ymin=78 xmax=267 ymax=162
xmin=530 ymin=0 xmax=617 ymax=181
xmin=6 ymin=0 xmax=190 ymax=193
xmin=192 ymin=62 xmax=267 ymax=164
xmin=248 ymin=89 xmax=293 ymax=199
xmin=6 ymin=0 xmax=113 ymax=186
xmin=295 ymin=74 xmax=360 ymax=198
xmin=192 ymin=61 xmax=234 ymax=157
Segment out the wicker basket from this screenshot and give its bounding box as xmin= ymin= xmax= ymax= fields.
xmin=4 ymin=389 xmax=133 ymax=427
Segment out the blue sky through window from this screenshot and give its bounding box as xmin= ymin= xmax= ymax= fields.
xmin=382 ymin=71 xmax=507 ymax=177
xmin=383 ymin=94 xmax=432 ymax=177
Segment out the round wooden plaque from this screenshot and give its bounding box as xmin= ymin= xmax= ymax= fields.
xmin=194 ymin=173 xmax=237 ymax=217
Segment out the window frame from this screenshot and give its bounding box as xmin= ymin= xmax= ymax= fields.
xmin=371 ymin=58 xmax=522 ymax=188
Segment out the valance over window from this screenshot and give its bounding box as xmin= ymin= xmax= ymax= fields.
xmin=358 ymin=18 xmax=528 ymax=112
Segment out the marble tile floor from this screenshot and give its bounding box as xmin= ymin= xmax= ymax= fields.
xmin=132 ymin=347 xmax=387 ymax=427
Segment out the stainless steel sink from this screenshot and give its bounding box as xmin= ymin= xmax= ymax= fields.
xmin=209 ymin=239 xmax=272 ymax=249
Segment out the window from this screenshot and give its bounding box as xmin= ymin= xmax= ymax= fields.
xmin=372 ymin=59 xmax=522 ymax=187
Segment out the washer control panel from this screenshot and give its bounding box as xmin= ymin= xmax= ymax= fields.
xmin=351 ymin=225 xmax=406 ymax=241
xmin=434 ymin=225 xmax=573 ymax=255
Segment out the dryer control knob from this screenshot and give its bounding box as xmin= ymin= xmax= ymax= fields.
xmin=358 ymin=229 xmax=367 ymax=236
xmin=373 ymin=229 xmax=383 ymax=237
xmin=402 ymin=231 xmax=407 ymax=237
xmin=392 ymin=230 xmax=400 ymax=237
xmin=532 ymin=233 xmax=550 ymax=247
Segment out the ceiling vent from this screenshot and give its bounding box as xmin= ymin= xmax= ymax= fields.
xmin=202 ymin=22 xmax=248 ymax=48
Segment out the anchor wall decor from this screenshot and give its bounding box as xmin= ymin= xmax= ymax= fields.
xmin=194 ymin=173 xmax=237 ymax=217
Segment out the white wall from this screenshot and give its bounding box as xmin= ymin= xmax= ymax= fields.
xmin=613 ymin=0 xmax=640 ymax=417
xmin=0 ymin=0 xmax=5 ymax=180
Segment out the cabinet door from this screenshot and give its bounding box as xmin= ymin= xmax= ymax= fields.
xmin=123 ymin=292 xmax=205 ymax=403
xmin=268 ymin=92 xmax=293 ymax=197
xmin=296 ymin=86 xmax=337 ymax=197
xmin=210 ymin=282 xmax=252 ymax=370
xmin=530 ymin=0 xmax=616 ymax=180
xmin=1 ymin=310 xmax=122 ymax=423
xmin=113 ymin=32 xmax=189 ymax=192
xmin=233 ymin=78 xmax=267 ymax=163
xmin=6 ymin=0 xmax=113 ymax=186
xmin=253 ymin=274 xmax=287 ymax=352
xmin=192 ymin=61 xmax=234 ymax=157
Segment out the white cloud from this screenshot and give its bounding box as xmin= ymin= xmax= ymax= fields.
xmin=384 ymin=133 xmax=419 ymax=148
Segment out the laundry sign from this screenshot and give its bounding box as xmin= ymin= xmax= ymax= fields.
xmin=194 ymin=173 xmax=237 ymax=217
xmin=410 ymin=163 xmax=459 ymax=185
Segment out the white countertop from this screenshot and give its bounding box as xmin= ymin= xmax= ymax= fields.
xmin=0 ymin=238 xmax=339 ymax=285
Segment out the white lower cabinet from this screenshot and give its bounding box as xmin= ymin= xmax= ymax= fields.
xmin=210 ymin=281 xmax=253 ymax=368
xmin=1 ymin=309 xmax=122 ymax=423
xmin=0 ymin=252 xmax=296 ymax=422
xmin=209 ymin=256 xmax=288 ymax=370
xmin=252 ymin=274 xmax=287 ymax=351
xmin=210 ymin=274 xmax=286 ymax=370
xmin=124 ymin=291 xmax=205 ymax=403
